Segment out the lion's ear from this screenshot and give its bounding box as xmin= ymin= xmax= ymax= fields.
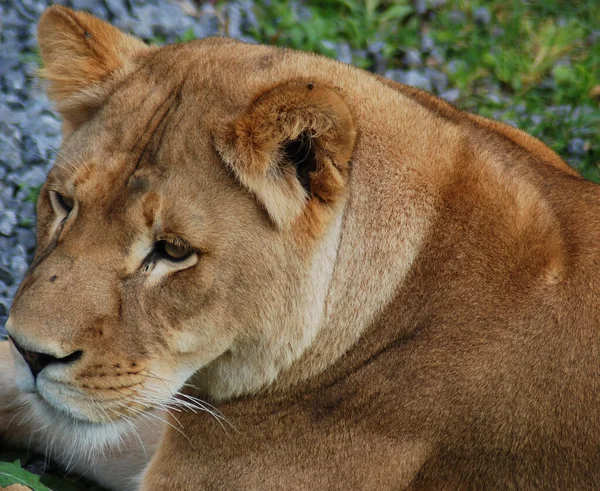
xmin=37 ymin=5 xmax=148 ymax=134
xmin=215 ymin=81 xmax=357 ymax=229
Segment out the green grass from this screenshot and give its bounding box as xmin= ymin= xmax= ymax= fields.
xmin=243 ymin=0 xmax=600 ymax=180
xmin=0 ymin=451 xmax=107 ymax=491
xmin=246 ymin=0 xmax=418 ymax=66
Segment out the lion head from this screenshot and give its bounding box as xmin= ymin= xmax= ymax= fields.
xmin=6 ymin=5 xmax=357 ymax=442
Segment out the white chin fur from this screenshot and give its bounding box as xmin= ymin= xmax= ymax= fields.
xmin=20 ymin=394 xmax=147 ymax=491
xmin=29 ymin=394 xmax=129 ymax=458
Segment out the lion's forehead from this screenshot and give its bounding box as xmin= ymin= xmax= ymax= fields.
xmin=44 ymin=40 xmax=324 ymax=261
xmin=49 ymin=143 xmax=226 ymax=273
xmin=54 ymin=41 xmax=301 ymax=192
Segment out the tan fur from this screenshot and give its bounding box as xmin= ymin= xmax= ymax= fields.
xmin=1 ymin=6 xmax=600 ymax=490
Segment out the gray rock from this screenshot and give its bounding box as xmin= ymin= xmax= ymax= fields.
xmin=531 ymin=115 xmax=543 ymax=126
xmin=446 ymin=59 xmax=465 ymax=75
xmin=336 ymin=43 xmax=353 ymax=65
xmin=414 ymin=0 xmax=427 ymax=15
xmin=20 ymin=166 xmax=47 ymax=188
xmin=404 ymin=69 xmax=432 ymax=92
xmin=10 ymin=246 xmax=28 ymax=277
xmin=0 ymin=138 xmax=22 ymax=171
xmin=368 ymin=41 xmax=386 ymax=55
xmin=404 ymin=49 xmax=422 ymax=67
xmin=321 ymin=41 xmax=353 ymax=65
xmin=384 ymin=69 xmax=405 ymax=84
xmin=18 ymin=202 xmax=36 ymax=222
xmin=70 ymin=0 xmax=100 ymax=11
xmin=154 ymin=3 xmax=193 ymax=41
xmin=421 ymin=35 xmax=434 ymax=53
xmin=474 ymin=7 xmax=491 ymax=26
xmin=371 ymin=52 xmax=387 ymax=75
xmin=293 ymin=3 xmax=312 ymax=23
xmin=568 ymin=138 xmax=587 ymax=156
xmin=425 ymin=68 xmax=448 ymax=93
xmin=223 ymin=3 xmax=243 ymax=38
xmin=128 ymin=5 xmax=158 ymax=39
xmin=0 ymin=264 xmax=13 ymax=286
xmin=0 ymin=210 xmax=17 ymax=237
xmin=487 ymin=92 xmax=502 ymax=105
xmin=427 ymin=47 xmax=445 ymax=65
xmin=15 ymin=227 xmax=36 ymax=251
xmin=105 ymin=0 xmax=130 ymax=19
xmin=440 ymin=88 xmax=460 ymax=103
xmin=0 ymin=55 xmax=21 ymax=76
xmin=89 ymin=3 xmax=111 ymax=21
xmin=239 ymin=0 xmax=259 ymax=31
xmin=193 ymin=3 xmax=221 ymax=38
xmin=4 ymin=70 xmax=26 ymax=92
xmin=587 ymin=31 xmax=600 ymax=45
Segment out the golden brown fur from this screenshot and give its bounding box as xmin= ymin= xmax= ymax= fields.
xmin=1 ymin=5 xmax=600 ymax=489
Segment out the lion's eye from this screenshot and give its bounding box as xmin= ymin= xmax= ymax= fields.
xmin=57 ymin=194 xmax=75 ymax=212
xmin=49 ymin=190 xmax=75 ymax=216
xmin=155 ymin=240 xmax=193 ymax=262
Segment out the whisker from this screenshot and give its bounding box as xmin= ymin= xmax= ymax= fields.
xmin=5 ymin=404 xmax=29 ymax=432
xmin=115 ymin=409 xmax=149 ymax=464
xmin=134 ymin=378 xmax=235 ymax=434
xmin=139 ymin=408 xmax=196 ymax=450
xmin=127 ymin=396 xmax=185 ymax=430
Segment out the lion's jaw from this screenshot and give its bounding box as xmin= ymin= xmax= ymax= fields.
xmin=6 ymin=7 xmax=356 ymax=430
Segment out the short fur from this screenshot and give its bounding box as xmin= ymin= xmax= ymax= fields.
xmin=1 ymin=6 xmax=600 ymax=490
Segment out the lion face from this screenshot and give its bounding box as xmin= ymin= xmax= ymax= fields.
xmin=6 ymin=6 xmax=355 ymax=436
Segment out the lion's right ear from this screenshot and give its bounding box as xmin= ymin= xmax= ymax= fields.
xmin=37 ymin=5 xmax=148 ymax=134
xmin=214 ymin=80 xmax=357 ymax=231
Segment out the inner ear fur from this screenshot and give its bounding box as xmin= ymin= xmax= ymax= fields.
xmin=37 ymin=5 xmax=148 ymax=133
xmin=215 ymin=80 xmax=357 ymax=229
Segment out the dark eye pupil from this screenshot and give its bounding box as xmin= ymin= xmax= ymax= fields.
xmin=58 ymin=194 xmax=74 ymax=211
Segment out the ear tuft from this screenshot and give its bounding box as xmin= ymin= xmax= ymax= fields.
xmin=37 ymin=5 xmax=147 ymax=132
xmin=215 ymin=80 xmax=357 ymax=230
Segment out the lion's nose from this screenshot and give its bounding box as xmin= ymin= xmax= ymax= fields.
xmin=9 ymin=336 xmax=83 ymax=378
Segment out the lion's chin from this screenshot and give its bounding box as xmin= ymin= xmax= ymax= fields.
xmin=27 ymin=393 xmax=129 ymax=455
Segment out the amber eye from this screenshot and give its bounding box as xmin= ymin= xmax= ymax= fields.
xmin=155 ymin=240 xmax=193 ymax=262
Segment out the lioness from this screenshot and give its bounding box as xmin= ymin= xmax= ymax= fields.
xmin=1 ymin=5 xmax=599 ymax=490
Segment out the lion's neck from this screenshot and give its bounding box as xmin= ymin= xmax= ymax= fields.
xmin=197 ymin=80 xmax=463 ymax=401
xmin=271 ymin=143 xmax=440 ymax=393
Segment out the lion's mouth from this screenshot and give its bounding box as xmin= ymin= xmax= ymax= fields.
xmin=32 ymin=374 xmax=151 ymax=425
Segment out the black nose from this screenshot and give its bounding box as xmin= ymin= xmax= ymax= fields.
xmin=9 ymin=336 xmax=83 ymax=378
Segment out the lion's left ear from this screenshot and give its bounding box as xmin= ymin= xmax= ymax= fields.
xmin=37 ymin=5 xmax=148 ymax=134
xmin=214 ymin=81 xmax=357 ymax=229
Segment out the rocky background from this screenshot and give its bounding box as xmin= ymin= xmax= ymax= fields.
xmin=0 ymin=0 xmax=598 ymax=333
